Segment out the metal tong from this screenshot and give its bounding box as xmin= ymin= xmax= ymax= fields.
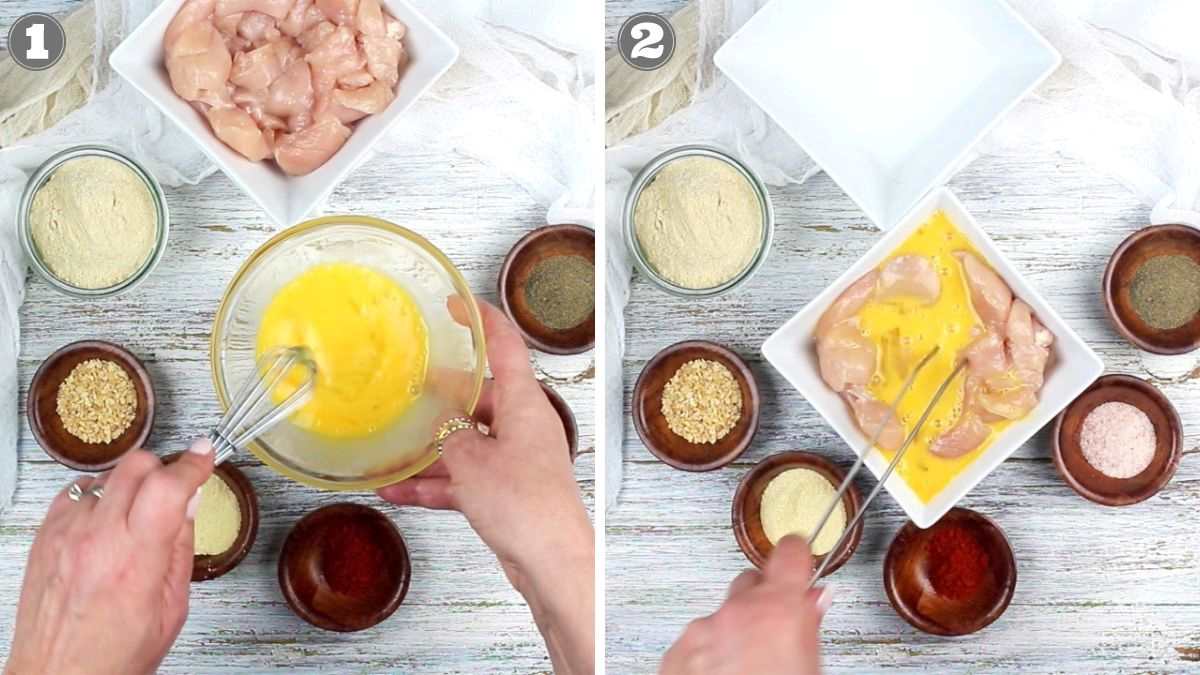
xmin=209 ymin=346 xmax=317 ymax=465
xmin=807 ymin=347 xmax=967 ymax=584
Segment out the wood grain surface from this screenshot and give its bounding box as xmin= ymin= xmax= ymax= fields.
xmin=3 ymin=4 xmax=594 ymax=673
xmin=606 ymin=2 xmax=1200 ymax=673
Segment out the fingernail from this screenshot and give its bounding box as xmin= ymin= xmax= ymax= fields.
xmin=817 ymin=587 xmax=834 ymax=614
xmin=189 ymin=438 xmax=214 ymax=455
xmin=186 ymin=488 xmax=202 ymax=520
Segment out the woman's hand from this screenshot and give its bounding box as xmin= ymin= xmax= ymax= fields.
xmin=377 ymin=299 xmax=594 ymax=674
xmin=660 ymin=536 xmax=831 ymax=675
xmin=6 ymin=441 xmax=214 ymax=675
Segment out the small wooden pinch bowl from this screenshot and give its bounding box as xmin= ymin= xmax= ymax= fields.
xmin=1103 ymin=223 xmax=1200 ymax=354
xmin=498 ymin=224 xmax=595 ymax=355
xmin=1051 ymin=374 xmax=1182 ymax=506
xmin=632 ymin=340 xmax=760 ymax=471
xmin=28 ymin=340 xmax=155 ymax=471
xmin=164 ymin=452 xmax=260 ymax=582
xmin=731 ymin=451 xmax=863 ymax=576
xmin=278 ymin=502 xmax=411 ymax=632
xmin=540 ymin=381 xmax=580 ymax=463
xmin=884 ymin=507 xmax=1017 ymax=636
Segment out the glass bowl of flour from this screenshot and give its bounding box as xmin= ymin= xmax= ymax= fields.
xmin=19 ymin=145 xmax=169 ymax=298
xmin=623 ymin=145 xmax=774 ymax=298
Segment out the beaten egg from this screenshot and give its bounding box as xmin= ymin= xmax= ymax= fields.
xmin=257 ymin=262 xmax=429 ymax=439
xmin=857 ymin=212 xmax=1011 ymax=502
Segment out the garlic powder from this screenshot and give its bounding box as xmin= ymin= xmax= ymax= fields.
xmin=30 ymin=156 xmax=157 ymax=289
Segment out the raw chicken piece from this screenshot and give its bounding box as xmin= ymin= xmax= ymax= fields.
xmin=288 ymin=110 xmax=313 ymax=131
xmin=1005 ymin=300 xmax=1053 ymax=389
xmin=360 ymin=34 xmax=402 ymax=86
xmin=215 ymin=0 xmax=295 ymax=20
xmin=877 ymin=255 xmax=940 ymax=304
xmin=383 ymin=13 xmax=405 ymax=41
xmin=356 ymin=0 xmax=385 ymax=36
xmin=206 ymin=106 xmax=272 ymax=160
xmin=332 ymin=79 xmax=394 ymax=115
xmin=165 ymin=0 xmax=217 ymax=50
xmin=963 ymin=375 xmax=1006 ymax=423
xmin=297 ymin=20 xmax=335 ymax=51
xmin=930 ymin=411 xmax=990 ymax=458
xmin=265 ymin=60 xmax=314 ymax=117
xmin=316 ymin=0 xmax=359 ymax=25
xmin=192 ymin=83 xmax=234 ymax=109
xmin=238 ymin=11 xmax=281 ymax=44
xmin=817 ymin=321 xmax=876 ymax=393
xmin=956 ymin=252 xmax=1013 ymax=330
xmin=215 ymin=11 xmax=244 ymax=36
xmin=338 ymin=68 xmax=374 ymax=88
xmin=844 ymin=388 xmax=906 ymax=452
xmin=306 ymin=25 xmax=365 ymax=81
xmin=274 ymin=115 xmax=351 ymax=175
xmin=279 ymin=0 xmax=322 ymax=36
xmin=233 ymin=85 xmax=267 ymax=115
xmin=963 ymin=331 xmax=1008 ymax=379
xmin=166 ymin=22 xmax=233 ymax=102
xmin=230 ymin=42 xmax=283 ymax=89
xmin=816 ymin=270 xmax=878 ymax=339
xmin=975 ymin=384 xmax=1039 ymax=421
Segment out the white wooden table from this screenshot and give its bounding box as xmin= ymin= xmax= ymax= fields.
xmin=606 ymin=2 xmax=1200 ymax=673
xmin=1 ymin=4 xmax=595 ymax=673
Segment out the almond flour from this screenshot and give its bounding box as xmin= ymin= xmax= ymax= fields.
xmin=29 ymin=156 xmax=157 ymax=290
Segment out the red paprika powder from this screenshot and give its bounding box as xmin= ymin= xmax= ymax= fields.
xmin=321 ymin=520 xmax=387 ymax=597
xmin=926 ymin=523 xmax=989 ymax=600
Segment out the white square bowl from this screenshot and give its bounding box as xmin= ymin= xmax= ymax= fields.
xmin=715 ymin=0 xmax=1060 ymax=230
xmin=761 ymin=188 xmax=1103 ymax=528
xmin=110 ymin=0 xmax=458 ymax=226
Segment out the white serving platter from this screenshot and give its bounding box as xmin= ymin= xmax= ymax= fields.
xmin=110 ymin=0 xmax=458 ymax=227
xmin=761 ymin=188 xmax=1104 ymax=528
xmin=715 ymin=0 xmax=1060 ymax=230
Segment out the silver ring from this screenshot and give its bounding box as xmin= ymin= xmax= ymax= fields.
xmin=67 ymin=482 xmax=84 ymax=502
xmin=88 ymin=486 xmax=104 ymax=500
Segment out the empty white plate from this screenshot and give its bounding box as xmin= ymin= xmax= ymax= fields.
xmin=715 ymin=0 xmax=1060 ymax=229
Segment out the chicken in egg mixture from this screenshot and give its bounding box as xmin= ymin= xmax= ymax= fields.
xmin=164 ymin=0 xmax=408 ymax=175
xmin=815 ymin=211 xmax=1054 ymax=502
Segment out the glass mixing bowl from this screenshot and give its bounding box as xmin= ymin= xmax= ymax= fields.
xmin=210 ymin=216 xmax=487 ymax=490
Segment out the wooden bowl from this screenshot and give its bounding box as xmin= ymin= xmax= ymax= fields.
xmin=278 ymin=502 xmax=411 ymax=632
xmin=163 ymin=452 xmax=260 ymax=581
xmin=632 ymin=340 xmax=760 ymax=471
xmin=731 ymin=451 xmax=863 ymax=576
xmin=1051 ymin=374 xmax=1182 ymax=506
xmin=884 ymin=508 xmax=1017 ymax=636
xmin=498 ymin=224 xmax=595 ymax=355
xmin=28 ymin=340 xmax=155 ymax=471
xmin=1103 ymin=224 xmax=1200 ymax=354
xmin=540 ymin=381 xmax=579 ymax=463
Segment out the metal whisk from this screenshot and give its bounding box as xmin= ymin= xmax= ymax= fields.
xmin=210 ymin=346 xmax=317 ymax=465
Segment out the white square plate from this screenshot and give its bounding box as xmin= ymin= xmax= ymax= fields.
xmin=761 ymin=188 xmax=1103 ymax=528
xmin=715 ymin=0 xmax=1060 ymax=229
xmin=110 ymin=0 xmax=458 ymax=226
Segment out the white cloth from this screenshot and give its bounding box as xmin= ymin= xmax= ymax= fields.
xmin=0 ymin=0 xmax=593 ymax=516
xmin=605 ymin=0 xmax=1200 ymax=507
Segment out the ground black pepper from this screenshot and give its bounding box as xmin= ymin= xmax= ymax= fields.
xmin=524 ymin=255 xmax=594 ymax=330
xmin=1129 ymin=254 xmax=1200 ymax=330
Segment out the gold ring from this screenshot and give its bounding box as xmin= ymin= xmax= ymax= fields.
xmin=434 ymin=416 xmax=476 ymax=454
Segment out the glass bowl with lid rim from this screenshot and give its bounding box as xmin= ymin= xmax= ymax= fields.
xmin=19 ymin=144 xmax=170 ymax=298
xmin=210 ymin=215 xmax=487 ymax=491
xmin=623 ymin=144 xmax=775 ymax=298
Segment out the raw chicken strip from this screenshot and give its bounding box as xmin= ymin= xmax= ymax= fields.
xmin=963 ymin=331 xmax=1008 ymax=380
xmin=332 ymin=79 xmax=394 ymax=115
xmin=280 ymin=0 xmax=323 ymax=36
xmin=1005 ymin=300 xmax=1053 ymax=389
xmin=817 ymin=321 xmax=876 ymax=393
xmin=956 ymin=252 xmax=1013 ymax=330
xmin=356 ymin=0 xmax=385 ymax=36
xmin=265 ymin=60 xmax=314 ymax=117
xmin=166 ymin=22 xmax=233 ymax=102
xmin=316 ymin=0 xmax=360 ymax=25
xmin=165 ymin=0 xmax=217 ymax=50
xmin=975 ymin=384 xmax=1038 ymax=421
xmin=216 ymin=0 xmax=295 ymax=20
xmin=274 ymin=115 xmax=351 ymax=175
xmin=206 ymin=107 xmax=272 ymax=160
xmin=816 ymin=270 xmax=878 ymax=339
xmin=306 ymin=25 xmax=365 ymax=81
xmin=963 ymin=375 xmax=1006 ymax=423
xmin=384 ymin=14 xmax=405 ymax=40
xmin=230 ymin=42 xmax=283 ymax=90
xmin=297 ymin=20 xmax=335 ymax=51
xmin=215 ymin=11 xmax=244 ymax=36
xmin=360 ymin=34 xmax=402 ymax=86
xmin=930 ymin=411 xmax=990 ymax=458
xmin=877 ymin=255 xmax=940 ymax=304
xmin=238 ymin=11 xmax=280 ymax=44
xmin=338 ymin=68 xmax=374 ymax=88
xmin=844 ymin=388 xmax=905 ymax=452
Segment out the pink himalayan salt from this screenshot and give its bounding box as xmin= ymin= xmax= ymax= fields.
xmin=1079 ymin=401 xmax=1156 ymax=479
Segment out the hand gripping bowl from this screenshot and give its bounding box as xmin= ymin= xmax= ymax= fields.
xmin=211 ymin=216 xmax=486 ymax=490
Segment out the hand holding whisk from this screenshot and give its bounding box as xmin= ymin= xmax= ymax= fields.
xmin=210 ymin=346 xmax=317 ymax=465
